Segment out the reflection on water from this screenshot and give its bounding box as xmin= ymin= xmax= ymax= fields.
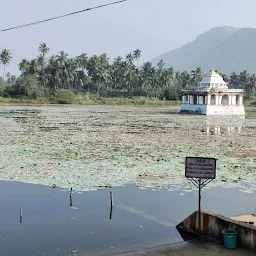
xmin=201 ymin=117 xmax=245 ymax=135
xmin=0 ymin=181 xmax=255 ymax=256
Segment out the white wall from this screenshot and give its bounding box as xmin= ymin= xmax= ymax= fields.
xmin=180 ymin=104 xmax=245 ymax=115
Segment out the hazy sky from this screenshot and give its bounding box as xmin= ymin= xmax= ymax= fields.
xmin=1 ymin=0 xmax=256 ymax=74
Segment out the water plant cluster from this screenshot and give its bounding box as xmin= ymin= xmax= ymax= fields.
xmin=0 ymin=105 xmax=255 ymax=193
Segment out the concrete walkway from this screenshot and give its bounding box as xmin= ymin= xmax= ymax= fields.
xmin=113 ymin=240 xmax=255 ymax=256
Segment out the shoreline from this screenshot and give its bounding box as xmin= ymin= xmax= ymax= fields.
xmin=0 ymin=97 xmax=181 ymax=107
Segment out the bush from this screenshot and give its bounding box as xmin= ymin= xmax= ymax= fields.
xmin=0 ymin=85 xmax=7 ymax=97
xmin=10 ymin=75 xmax=46 ymax=99
xmin=244 ymin=96 xmax=256 ymax=107
xmin=55 ymin=89 xmax=76 ymax=104
xmin=162 ymin=87 xmax=181 ymax=101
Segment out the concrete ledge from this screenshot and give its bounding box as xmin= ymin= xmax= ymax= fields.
xmin=180 ymin=104 xmax=245 ymax=115
xmin=176 ymin=210 xmax=256 ymax=250
xmin=111 ymin=240 xmax=256 ymax=256
xmin=180 ymin=104 xmax=206 ymax=114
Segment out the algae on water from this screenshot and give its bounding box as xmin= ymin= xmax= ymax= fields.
xmin=0 ymin=105 xmax=255 ymax=193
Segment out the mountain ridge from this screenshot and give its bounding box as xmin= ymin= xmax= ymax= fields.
xmin=151 ymin=26 xmax=256 ymax=74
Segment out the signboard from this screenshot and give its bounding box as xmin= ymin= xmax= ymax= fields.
xmin=185 ymin=157 xmax=216 ymax=179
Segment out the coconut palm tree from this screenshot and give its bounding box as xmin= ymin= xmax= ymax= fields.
xmin=133 ymin=49 xmax=142 ymax=67
xmin=38 ymin=43 xmax=49 ymax=58
xmin=7 ymin=74 xmax=16 ymax=85
xmin=161 ymin=67 xmax=174 ymax=88
xmin=239 ymin=70 xmax=250 ymax=85
xmin=125 ymin=53 xmax=134 ymax=66
xmin=37 ymin=55 xmax=45 ymax=70
xmin=179 ymin=71 xmax=191 ymax=89
xmin=191 ymin=67 xmax=203 ymax=88
xmin=55 ymin=51 xmax=70 ymax=88
xmin=76 ymin=53 xmax=88 ymax=73
xmin=113 ymin=56 xmax=123 ymax=65
xmin=57 ymin=51 xmax=69 ymax=66
xmin=141 ymin=62 xmax=155 ymax=96
xmin=229 ymin=72 xmax=239 ymax=88
xmin=0 ymin=49 xmax=12 ymax=80
xmin=27 ymin=59 xmax=40 ymax=75
xmin=18 ymin=59 xmax=30 ymax=75
xmin=219 ymin=73 xmax=229 ymax=82
xmin=157 ymin=59 xmax=165 ymax=70
xmin=245 ymin=74 xmax=256 ymax=99
xmin=45 ymin=55 xmax=60 ymax=90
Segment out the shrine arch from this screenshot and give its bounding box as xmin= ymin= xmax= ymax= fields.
xmin=210 ymin=94 xmax=216 ymax=105
xmin=222 ymin=94 xmax=229 ymax=106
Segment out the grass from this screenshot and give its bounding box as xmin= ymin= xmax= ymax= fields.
xmin=0 ymin=96 xmax=51 ymax=104
xmin=244 ymin=98 xmax=256 ymax=107
xmin=1 ymin=95 xmax=254 ymax=108
xmin=0 ymin=95 xmax=181 ymax=106
xmin=76 ymin=95 xmax=180 ymax=106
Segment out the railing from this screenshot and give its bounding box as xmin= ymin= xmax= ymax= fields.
xmin=181 ymin=89 xmax=244 ymax=93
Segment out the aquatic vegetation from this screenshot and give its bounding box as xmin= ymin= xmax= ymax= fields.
xmin=0 ymin=105 xmax=255 ymax=193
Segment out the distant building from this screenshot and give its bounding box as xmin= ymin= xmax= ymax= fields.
xmin=180 ymin=69 xmax=245 ymax=115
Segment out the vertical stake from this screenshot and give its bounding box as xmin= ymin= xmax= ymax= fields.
xmin=20 ymin=208 xmax=23 ymax=224
xmin=70 ymin=188 xmax=73 ymax=207
xmin=198 ymin=178 xmax=202 ymax=236
xmin=110 ymin=191 xmax=113 ymax=208
xmin=109 ymin=192 xmax=113 ymax=220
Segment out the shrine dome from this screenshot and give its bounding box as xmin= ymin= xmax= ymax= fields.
xmin=197 ymin=69 xmax=228 ymax=90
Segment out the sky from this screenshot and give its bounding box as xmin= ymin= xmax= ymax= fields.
xmin=1 ymin=0 xmax=256 ymax=74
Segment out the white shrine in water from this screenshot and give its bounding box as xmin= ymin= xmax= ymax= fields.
xmin=180 ymin=69 xmax=245 ymax=115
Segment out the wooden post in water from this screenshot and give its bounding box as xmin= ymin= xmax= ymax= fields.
xmin=70 ymin=188 xmax=73 ymax=207
xmin=20 ymin=208 xmax=23 ymax=224
xmin=109 ymin=192 xmax=113 ymax=220
xmin=110 ymin=191 xmax=113 ymax=208
xmin=198 ymin=178 xmax=202 ymax=236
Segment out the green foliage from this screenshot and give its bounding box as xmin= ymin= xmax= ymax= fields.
xmin=0 ymin=49 xmax=12 ymax=79
xmin=162 ymin=87 xmax=181 ymax=101
xmin=2 ymin=43 xmax=256 ymax=102
xmin=55 ymin=89 xmax=76 ymax=104
xmin=0 ymin=82 xmax=10 ymax=97
xmin=244 ymin=96 xmax=256 ymax=107
xmin=209 ymin=87 xmax=215 ymax=94
xmin=0 ymin=86 xmax=5 ymax=97
xmin=10 ymin=75 xmax=46 ymax=99
xmin=0 ymin=95 xmax=180 ymax=106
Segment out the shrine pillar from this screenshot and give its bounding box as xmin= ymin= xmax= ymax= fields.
xmin=228 ymin=95 xmax=232 ymax=105
xmin=238 ymin=96 xmax=243 ymax=106
xmin=215 ymin=95 xmax=219 ymax=105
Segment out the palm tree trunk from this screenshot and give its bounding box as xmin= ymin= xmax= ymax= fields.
xmin=3 ymin=65 xmax=5 ymax=80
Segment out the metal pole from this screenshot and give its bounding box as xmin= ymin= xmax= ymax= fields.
xmin=198 ymin=178 xmax=201 ymax=236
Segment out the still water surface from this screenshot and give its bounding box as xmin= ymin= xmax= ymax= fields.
xmin=0 ymin=181 xmax=255 ymax=256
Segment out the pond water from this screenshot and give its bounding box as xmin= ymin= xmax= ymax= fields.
xmin=0 ymin=182 xmax=255 ymax=256
xmin=0 ymin=105 xmax=255 ymax=255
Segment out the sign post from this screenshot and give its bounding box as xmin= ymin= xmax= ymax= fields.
xmin=185 ymin=157 xmax=216 ymax=236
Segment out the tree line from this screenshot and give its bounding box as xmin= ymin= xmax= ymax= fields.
xmin=0 ymin=44 xmax=255 ymax=101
